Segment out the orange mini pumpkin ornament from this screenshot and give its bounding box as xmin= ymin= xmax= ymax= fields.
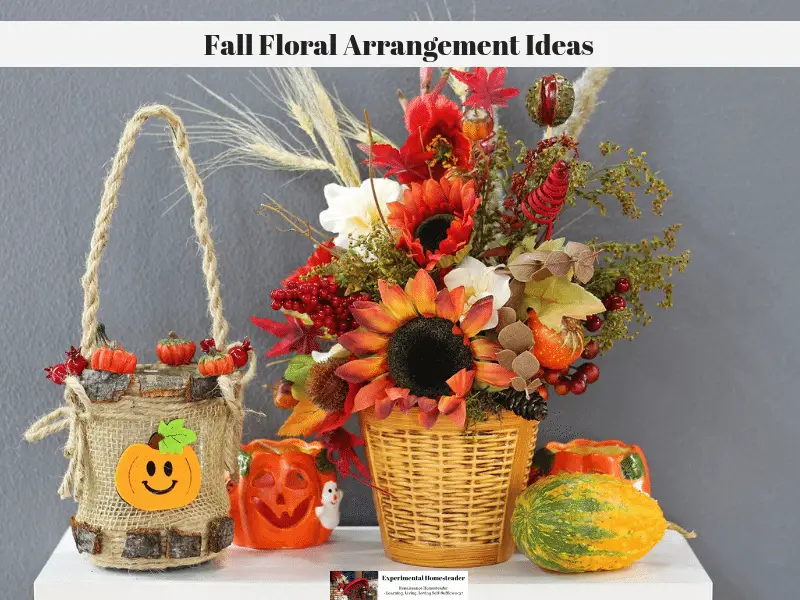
xmin=155 ymin=331 xmax=196 ymax=366
xmin=90 ymin=324 xmax=137 ymax=374
xmin=227 ymin=438 xmax=341 ymax=549
xmin=533 ymin=438 xmax=651 ymax=494
xmin=114 ymin=419 xmax=202 ymax=511
xmin=198 ymin=337 xmax=234 ymax=376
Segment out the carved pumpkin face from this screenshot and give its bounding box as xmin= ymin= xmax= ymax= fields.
xmin=228 ymin=439 xmax=336 ymax=549
xmin=115 ymin=420 xmax=202 ymax=511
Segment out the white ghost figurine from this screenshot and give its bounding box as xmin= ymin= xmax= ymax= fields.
xmin=315 ymin=481 xmax=343 ymax=531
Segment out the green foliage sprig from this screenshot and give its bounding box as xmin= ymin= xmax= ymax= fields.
xmin=586 ymin=225 xmax=691 ymax=351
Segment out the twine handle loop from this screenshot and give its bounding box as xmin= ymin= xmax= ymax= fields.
xmin=80 ymin=104 xmax=229 ymax=354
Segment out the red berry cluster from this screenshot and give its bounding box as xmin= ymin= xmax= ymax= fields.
xmin=541 ymin=360 xmax=600 ymax=397
xmin=583 ymin=277 xmax=631 ymax=334
xmin=269 ymin=277 xmax=369 ymax=335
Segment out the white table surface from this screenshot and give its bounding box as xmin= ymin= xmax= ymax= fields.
xmin=35 ymin=526 xmax=712 ymax=600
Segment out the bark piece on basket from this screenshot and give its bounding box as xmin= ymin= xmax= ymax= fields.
xmin=70 ymin=517 xmax=102 ymax=555
xmin=137 ymin=370 xmax=191 ymax=398
xmin=207 ymin=516 xmax=234 ymax=553
xmin=190 ymin=374 xmax=222 ymax=402
xmin=167 ymin=529 xmax=203 ymax=559
xmin=122 ymin=529 xmax=162 ymax=559
xmin=79 ymin=370 xmax=132 ymax=402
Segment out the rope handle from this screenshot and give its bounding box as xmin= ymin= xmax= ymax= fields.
xmin=79 ymin=104 xmax=229 ymax=355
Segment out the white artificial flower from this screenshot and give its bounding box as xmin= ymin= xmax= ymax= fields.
xmin=319 ymin=178 xmax=403 ymax=250
xmin=443 ymin=256 xmax=512 ymax=330
xmin=311 ymin=344 xmax=349 ymax=363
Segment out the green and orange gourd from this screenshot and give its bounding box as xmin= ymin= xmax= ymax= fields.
xmin=512 ymin=472 xmax=694 ymax=573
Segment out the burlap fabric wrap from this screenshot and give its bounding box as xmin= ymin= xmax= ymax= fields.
xmin=25 ymin=104 xmax=256 ymax=570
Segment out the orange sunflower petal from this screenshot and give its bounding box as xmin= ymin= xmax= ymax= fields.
xmin=475 ymin=361 xmax=515 ymax=387
xmin=350 ymin=301 xmax=401 ymax=334
xmin=378 ymin=279 xmax=418 ymax=322
xmin=460 ymin=296 xmax=494 ymax=337
xmin=470 ymin=338 xmax=501 ymax=361
xmin=446 ymin=368 xmax=475 ymax=396
xmin=338 ymin=328 xmax=388 ymax=355
xmin=449 ymin=286 xmax=467 ymax=318
xmin=375 ymin=394 xmax=396 ymax=420
xmin=416 ymin=396 xmax=438 ymax=413
xmin=335 ymin=355 xmax=388 ymax=383
xmin=441 ymin=398 xmax=467 ymax=428
xmin=405 ymin=269 xmax=437 ymax=317
xmin=434 ymin=289 xmax=459 ymax=322
xmin=352 ymin=375 xmax=392 ymax=412
xmin=418 ymin=407 xmax=440 ymax=429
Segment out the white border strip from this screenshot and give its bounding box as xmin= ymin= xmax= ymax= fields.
xmin=0 ymin=21 xmax=799 ymax=67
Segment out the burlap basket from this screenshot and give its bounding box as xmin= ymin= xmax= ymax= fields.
xmin=359 ymin=407 xmax=537 ymax=568
xmin=25 ymin=105 xmax=256 ymax=570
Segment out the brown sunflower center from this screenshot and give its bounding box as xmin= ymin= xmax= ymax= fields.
xmin=387 ymin=317 xmax=474 ymax=399
xmin=414 ymin=213 xmax=455 ymax=253
xmin=425 ymin=134 xmax=456 ymax=169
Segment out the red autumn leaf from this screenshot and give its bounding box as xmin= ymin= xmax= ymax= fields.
xmin=357 ymin=142 xmax=432 ymax=184
xmin=451 ymin=67 xmax=520 ymax=115
xmin=250 ymin=315 xmax=321 ymax=357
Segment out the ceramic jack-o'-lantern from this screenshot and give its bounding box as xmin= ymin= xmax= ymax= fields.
xmin=533 ymin=438 xmax=651 ymax=494
xmin=227 ymin=438 xmax=342 ymax=549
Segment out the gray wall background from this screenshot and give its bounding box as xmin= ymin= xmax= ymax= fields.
xmin=2 ymin=2 xmax=799 ymax=600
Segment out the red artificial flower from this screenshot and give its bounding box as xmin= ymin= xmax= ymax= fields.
xmin=250 ymin=314 xmax=322 ymax=356
xmin=359 ymin=142 xmax=432 ymax=185
xmin=402 ymin=93 xmax=473 ymax=181
xmin=451 ymin=67 xmax=520 ymax=116
xmin=387 ymin=177 xmax=480 ymax=269
xmin=281 ymin=240 xmax=335 ymax=286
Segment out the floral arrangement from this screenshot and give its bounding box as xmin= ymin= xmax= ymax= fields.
xmin=185 ymin=67 xmax=689 ymax=440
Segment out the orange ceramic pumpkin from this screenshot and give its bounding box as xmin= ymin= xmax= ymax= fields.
xmin=90 ymin=324 xmax=137 ymax=374
xmin=534 ymin=438 xmax=651 ymax=494
xmin=227 ymin=438 xmax=339 ymax=549
xmin=156 ymin=331 xmax=196 ymax=366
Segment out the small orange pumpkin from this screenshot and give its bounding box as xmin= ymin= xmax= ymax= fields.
xmin=528 ymin=312 xmax=584 ymax=370
xmin=197 ymin=337 xmax=235 ymax=376
xmin=227 ymin=438 xmax=338 ymax=549
xmin=534 ymin=438 xmax=651 ymax=494
xmin=90 ymin=324 xmax=137 ymax=374
xmin=156 ymin=331 xmax=196 ymax=366
xmin=114 ymin=419 xmax=202 ymax=511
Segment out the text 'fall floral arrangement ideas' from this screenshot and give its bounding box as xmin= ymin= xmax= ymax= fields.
xmin=187 ymin=67 xmax=690 ymax=567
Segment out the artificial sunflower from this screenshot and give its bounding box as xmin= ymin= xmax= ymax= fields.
xmin=335 ymin=269 xmax=515 ymax=428
xmin=388 ymin=177 xmax=480 ymax=269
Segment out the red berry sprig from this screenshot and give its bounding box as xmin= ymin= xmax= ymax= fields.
xmin=269 ymin=277 xmax=369 ymax=336
xmin=542 ymin=361 xmax=600 ymax=397
xmin=584 ymin=314 xmax=603 ymax=332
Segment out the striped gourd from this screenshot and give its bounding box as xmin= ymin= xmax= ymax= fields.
xmin=511 ymin=472 xmax=666 ymax=573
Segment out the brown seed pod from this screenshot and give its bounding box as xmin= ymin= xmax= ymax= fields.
xmin=306 ymin=357 xmax=350 ymax=413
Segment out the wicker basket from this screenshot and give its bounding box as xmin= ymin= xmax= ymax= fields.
xmin=25 ymin=105 xmax=255 ymax=570
xmin=359 ymin=407 xmax=537 ymax=567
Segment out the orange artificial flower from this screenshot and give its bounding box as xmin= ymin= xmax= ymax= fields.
xmin=335 ymin=269 xmax=515 ymax=429
xmin=388 ymin=177 xmax=480 ymax=270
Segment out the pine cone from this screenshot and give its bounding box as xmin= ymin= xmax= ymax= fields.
xmin=497 ymin=390 xmax=548 ymax=421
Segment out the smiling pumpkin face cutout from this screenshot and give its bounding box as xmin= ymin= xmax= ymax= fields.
xmin=115 ymin=419 xmax=202 ymax=511
xmin=228 ymin=438 xmax=336 ymax=549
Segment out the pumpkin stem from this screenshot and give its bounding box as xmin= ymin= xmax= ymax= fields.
xmin=168 ymin=331 xmax=177 ymax=339
xmin=95 ymin=323 xmax=111 ymax=347
xmin=148 ymin=433 xmax=164 ymax=450
xmin=666 ymin=521 xmax=697 ymax=539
